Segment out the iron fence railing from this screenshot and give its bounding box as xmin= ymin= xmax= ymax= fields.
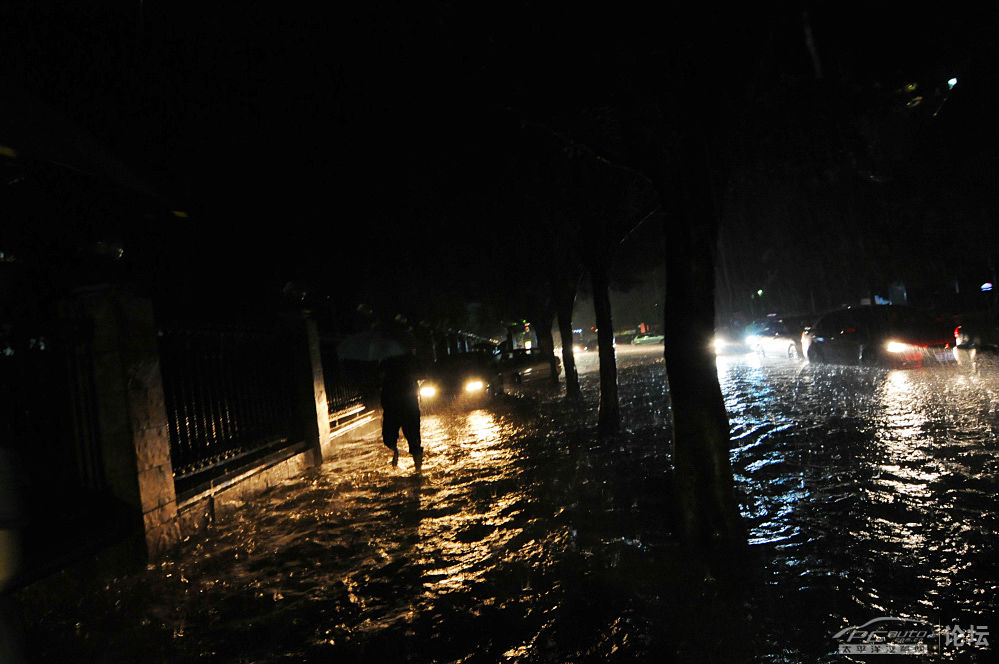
xmin=158 ymin=326 xmax=297 ymax=485
xmin=320 ymin=342 xmax=368 ymax=421
xmin=0 ymin=318 xmax=102 ymax=492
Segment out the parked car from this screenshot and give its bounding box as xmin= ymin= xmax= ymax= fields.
xmin=418 ymin=351 xmax=500 ymax=410
xmin=745 ymin=314 xmax=813 ymax=361
xmin=632 ymin=333 xmax=665 ymax=345
xmin=496 ymin=348 xmax=561 ymax=387
xmin=801 ymin=305 xmax=956 ymax=368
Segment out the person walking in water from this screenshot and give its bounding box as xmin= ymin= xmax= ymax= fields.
xmin=380 ymin=352 xmax=423 ymax=471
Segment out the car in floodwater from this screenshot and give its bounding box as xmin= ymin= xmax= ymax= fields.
xmin=418 ymin=351 xmax=501 ymax=410
xmin=713 ymin=325 xmax=753 ymax=356
xmin=632 ymin=333 xmax=665 ymax=345
xmin=496 ymin=348 xmax=562 ymax=387
xmin=801 ymin=305 xmax=956 ymax=369
xmin=745 ymin=314 xmax=814 ymax=361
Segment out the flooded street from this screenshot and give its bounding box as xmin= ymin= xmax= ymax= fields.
xmin=20 ymin=346 xmax=998 ymax=663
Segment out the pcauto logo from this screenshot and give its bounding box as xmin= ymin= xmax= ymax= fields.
xmin=833 ymin=616 xmax=990 ymax=656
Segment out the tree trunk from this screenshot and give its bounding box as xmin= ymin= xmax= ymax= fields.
xmin=556 ymin=290 xmax=581 ymax=400
xmin=590 ymin=261 xmax=619 ymax=435
xmin=531 ymin=311 xmax=559 ymax=385
xmin=660 ymin=135 xmax=745 ymax=550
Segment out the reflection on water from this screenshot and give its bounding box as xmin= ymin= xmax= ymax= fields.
xmin=724 ymin=353 xmax=998 ymax=661
xmin=18 ymin=347 xmax=998 ymax=663
xmin=873 ymin=370 xmax=939 ymax=503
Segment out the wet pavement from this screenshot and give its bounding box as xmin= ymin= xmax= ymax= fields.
xmin=16 ymin=346 xmax=999 ymax=662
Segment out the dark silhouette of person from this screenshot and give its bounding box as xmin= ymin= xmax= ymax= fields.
xmin=379 ymin=352 xmax=422 ymax=470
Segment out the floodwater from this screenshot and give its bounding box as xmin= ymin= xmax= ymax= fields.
xmin=17 ymin=346 xmax=999 ymax=663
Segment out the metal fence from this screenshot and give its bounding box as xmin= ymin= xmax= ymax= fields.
xmin=158 ymin=326 xmax=297 ymax=491
xmin=0 ymin=318 xmax=102 ymax=492
xmin=320 ymin=340 xmax=370 ymax=423
xmin=0 ymin=315 xmax=138 ymax=587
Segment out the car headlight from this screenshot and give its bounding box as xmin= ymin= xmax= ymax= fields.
xmin=419 ymin=384 xmax=437 ymax=398
xmin=885 ymin=340 xmax=914 ymax=353
xmin=713 ymin=337 xmax=727 ymax=352
xmin=464 ymin=379 xmax=484 ymax=392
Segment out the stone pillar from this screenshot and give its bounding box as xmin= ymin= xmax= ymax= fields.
xmin=285 ymin=310 xmax=333 ymax=462
xmin=65 ymin=285 xmax=179 ymax=559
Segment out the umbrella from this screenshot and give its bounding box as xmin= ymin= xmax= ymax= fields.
xmin=336 ymin=324 xmax=415 ymax=362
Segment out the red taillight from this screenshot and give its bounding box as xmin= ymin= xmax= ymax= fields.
xmin=954 ymin=326 xmax=962 ymax=338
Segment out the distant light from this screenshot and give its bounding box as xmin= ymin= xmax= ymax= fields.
xmin=524 ymin=341 xmax=532 ymax=350
xmin=983 ymin=282 xmax=994 ymax=292
xmin=0 ymin=145 xmax=18 ymax=159
xmin=948 ymin=77 xmax=958 ymax=90
xmin=757 ymin=289 xmax=764 ymax=296
xmin=464 ymin=380 xmax=484 ymax=393
xmin=171 ymin=210 xmax=189 ymax=218
xmin=419 ymin=385 xmax=437 ymax=398
xmin=573 ymin=329 xmax=583 ymax=334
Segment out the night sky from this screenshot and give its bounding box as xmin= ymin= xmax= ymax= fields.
xmin=2 ymin=3 xmax=996 ymax=327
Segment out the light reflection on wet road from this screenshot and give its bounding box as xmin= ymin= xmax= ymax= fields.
xmin=22 ymin=346 xmax=998 ymax=662
xmin=718 ymin=350 xmax=998 ymax=661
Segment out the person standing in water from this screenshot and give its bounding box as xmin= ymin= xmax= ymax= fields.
xmin=379 ymin=352 xmax=423 ymax=471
